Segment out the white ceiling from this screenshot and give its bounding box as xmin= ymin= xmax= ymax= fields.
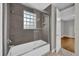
xmin=22 ymin=3 xmax=73 ymax=11
xmin=54 ymin=3 xmax=73 ymax=10
xmin=22 ymin=3 xmax=74 ymax=21
xmin=22 ymin=3 xmax=50 ymax=11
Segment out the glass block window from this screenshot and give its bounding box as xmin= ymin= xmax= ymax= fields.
xmin=23 ymin=10 xmax=36 ymax=29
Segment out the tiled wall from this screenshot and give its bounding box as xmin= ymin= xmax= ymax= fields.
xmin=9 ymin=3 xmax=41 ymax=45
xmin=9 ymin=3 xmax=49 ymax=45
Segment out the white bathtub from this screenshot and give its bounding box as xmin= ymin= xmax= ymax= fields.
xmin=8 ymin=40 xmax=50 ymax=56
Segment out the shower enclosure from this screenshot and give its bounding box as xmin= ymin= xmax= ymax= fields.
xmin=4 ymin=3 xmax=50 ymax=56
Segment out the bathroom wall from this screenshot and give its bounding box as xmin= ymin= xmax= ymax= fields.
xmin=50 ymin=4 xmax=56 ymax=51
xmin=61 ymin=20 xmax=74 ymax=37
xmin=9 ymin=3 xmax=42 ymax=45
xmin=75 ymin=3 xmax=79 ymax=55
xmin=0 ymin=3 xmax=3 ymax=56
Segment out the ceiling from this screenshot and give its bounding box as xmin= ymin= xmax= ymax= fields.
xmin=54 ymin=3 xmax=74 ymax=11
xmin=22 ymin=3 xmax=50 ymax=11
xmin=22 ymin=3 xmax=73 ymax=11
xmin=22 ymin=3 xmax=74 ymax=21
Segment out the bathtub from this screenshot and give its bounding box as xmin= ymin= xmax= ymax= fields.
xmin=7 ymin=40 xmax=50 ymax=56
